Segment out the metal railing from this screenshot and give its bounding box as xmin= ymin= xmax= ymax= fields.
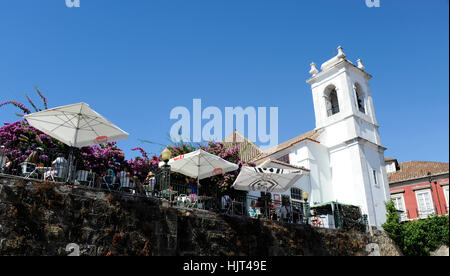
xmin=0 ymin=160 xmax=366 ymax=231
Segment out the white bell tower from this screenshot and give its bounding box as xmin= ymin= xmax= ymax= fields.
xmin=306 ymin=46 xmax=390 ymax=228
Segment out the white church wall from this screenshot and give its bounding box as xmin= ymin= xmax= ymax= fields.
xmin=293 ymin=141 xmax=333 ymax=205
xmin=360 ymin=142 xmax=390 ymax=227
xmin=328 ymin=142 xmax=368 ymax=213
xmin=328 ymin=140 xmax=389 ymax=228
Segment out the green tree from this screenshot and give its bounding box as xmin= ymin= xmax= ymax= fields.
xmin=382 ymin=201 xmax=404 ymax=248
xmin=383 ymin=201 xmax=449 ymax=256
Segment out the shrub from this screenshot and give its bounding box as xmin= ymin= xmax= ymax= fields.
xmin=382 ymin=201 xmax=449 ymax=256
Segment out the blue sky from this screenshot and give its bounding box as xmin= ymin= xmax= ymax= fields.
xmin=0 ymin=0 xmax=448 ymax=162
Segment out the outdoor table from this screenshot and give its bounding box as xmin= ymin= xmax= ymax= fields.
xmin=24 ymin=165 xmax=51 ymax=180
xmin=20 ymin=162 xmax=36 ymax=177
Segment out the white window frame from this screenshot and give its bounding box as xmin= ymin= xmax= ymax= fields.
xmin=415 ymin=189 xmax=435 ymax=219
xmin=372 ymin=169 xmax=379 ymax=188
xmin=443 ymin=185 xmax=449 ymax=209
xmin=391 ymin=194 xmax=407 ymax=221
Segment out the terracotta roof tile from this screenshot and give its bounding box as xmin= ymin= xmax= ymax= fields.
xmin=222 ymin=130 xmax=263 ymax=163
xmin=388 ymin=161 xmax=449 ymax=183
xmin=261 ymin=159 xmax=311 ymax=172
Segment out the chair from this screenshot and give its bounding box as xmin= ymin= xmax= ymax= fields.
xmin=176 ymin=194 xmax=190 ymax=207
xmin=118 ymin=172 xmax=136 ymax=194
xmin=53 ymin=157 xmax=69 ymax=181
xmin=87 ymin=172 xmax=97 ymax=188
xmin=75 ymin=170 xmax=89 ymax=186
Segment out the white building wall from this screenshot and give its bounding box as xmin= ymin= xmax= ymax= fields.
xmin=328 ymin=139 xmax=389 ymax=228
xmin=361 ymin=142 xmax=390 ymax=226
xmin=385 ymin=161 xmax=396 ymax=173
xmin=265 ymin=140 xmax=332 ymax=205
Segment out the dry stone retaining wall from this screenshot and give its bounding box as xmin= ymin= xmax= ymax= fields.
xmin=0 ymin=175 xmax=402 ymax=256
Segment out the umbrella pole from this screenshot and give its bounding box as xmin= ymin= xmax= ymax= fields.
xmin=67 ymin=148 xmax=74 ymax=183
xmin=197 ymin=154 xmax=201 ymax=195
xmin=68 ymin=112 xmax=81 ymax=184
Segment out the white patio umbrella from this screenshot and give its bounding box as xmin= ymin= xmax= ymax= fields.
xmin=23 ymin=102 xmax=129 ymax=181
xmin=159 ymin=149 xmax=239 ymax=190
xmin=23 ymin=103 xmax=129 ymax=148
xmin=231 ymin=166 xmax=307 ymax=193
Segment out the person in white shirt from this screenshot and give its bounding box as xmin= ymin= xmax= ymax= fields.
xmin=53 ymin=154 xmax=68 ymax=179
xmin=221 ymin=195 xmax=232 ymax=213
xmin=145 ymin=171 xmax=156 ymax=192
xmin=280 ymin=205 xmax=288 ymax=223
xmin=118 ymin=167 xmax=131 ymax=188
xmin=0 ymin=153 xmax=10 ymax=173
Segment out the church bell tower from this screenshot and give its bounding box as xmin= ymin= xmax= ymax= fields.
xmin=306 ymin=46 xmax=390 ymax=228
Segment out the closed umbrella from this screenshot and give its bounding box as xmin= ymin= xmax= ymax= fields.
xmin=23 ymin=102 xmax=129 ymax=181
xmin=231 ymin=166 xmax=307 ymax=193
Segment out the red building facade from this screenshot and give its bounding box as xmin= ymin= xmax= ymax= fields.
xmin=386 ymin=159 xmax=449 ymax=221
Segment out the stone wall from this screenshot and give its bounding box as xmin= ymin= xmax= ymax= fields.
xmin=0 ymin=176 xmax=402 ymax=256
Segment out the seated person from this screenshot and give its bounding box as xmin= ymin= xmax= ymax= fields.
xmin=221 ymin=194 xmax=232 ymax=212
xmin=53 ymin=154 xmax=68 ymax=179
xmin=248 ymin=200 xmax=257 ymax=218
xmin=103 ymin=169 xmax=116 ymax=187
xmin=271 ymin=210 xmax=278 ymax=221
xmin=280 ymin=205 xmax=289 ymax=222
xmin=44 ymin=163 xmax=57 ymax=181
xmin=132 ymin=176 xmax=145 ymax=195
xmin=0 ymin=154 xmax=10 ymax=173
xmin=186 ymin=178 xmax=198 ymax=195
xmin=145 ymin=171 xmax=156 ymax=191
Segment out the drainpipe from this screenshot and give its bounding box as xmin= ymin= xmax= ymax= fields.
xmin=428 ymin=172 xmax=443 ymax=215
xmin=434 ymin=181 xmax=443 ymax=215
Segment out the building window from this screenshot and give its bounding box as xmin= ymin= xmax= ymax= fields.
xmin=291 ymin=187 xmax=303 ymax=201
xmin=325 ymin=86 xmax=340 ymax=117
xmin=354 ymin=83 xmax=366 ymax=114
xmin=443 ymin=186 xmax=449 ymax=209
xmin=372 ymin=169 xmax=379 ymax=187
xmin=277 ymin=154 xmax=290 ymax=164
xmin=391 ymin=195 xmax=407 ymax=221
xmin=415 ymin=190 xmax=435 ymax=218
